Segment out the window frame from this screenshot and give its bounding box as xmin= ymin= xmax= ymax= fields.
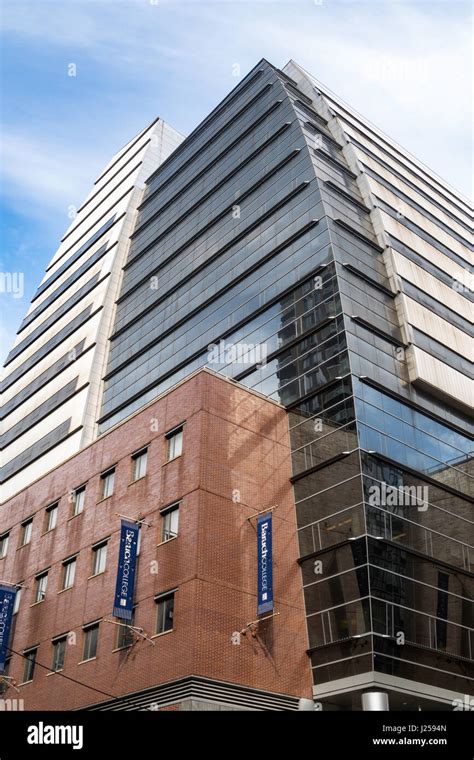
xmin=165 ymin=425 xmax=184 ymax=462
xmin=62 ymin=556 xmax=77 ymax=590
xmin=34 ymin=572 xmax=48 ymax=603
xmin=100 ymin=467 xmax=116 ymax=500
xmin=22 ymin=647 xmax=37 ymax=684
xmin=20 ymin=518 xmax=33 ymax=547
xmin=72 ymin=486 xmax=86 ymax=517
xmin=0 ymin=658 xmax=11 ymax=693
xmin=82 ymin=621 xmax=100 ymax=662
xmin=160 ymin=502 xmax=180 ymax=543
xmin=13 ymin=585 xmax=22 ymax=615
xmin=44 ymin=502 xmax=59 ymax=533
xmin=154 ymin=590 xmax=176 ymax=635
xmin=0 ymin=532 xmax=9 ymax=559
xmin=116 ymin=607 xmax=137 ymax=650
xmin=131 ymin=448 xmax=148 ymax=481
xmin=51 ymin=636 xmax=67 ymax=672
xmin=91 ymin=540 xmax=108 ymax=577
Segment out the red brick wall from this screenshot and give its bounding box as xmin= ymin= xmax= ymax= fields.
xmin=0 ymin=370 xmax=312 ymax=709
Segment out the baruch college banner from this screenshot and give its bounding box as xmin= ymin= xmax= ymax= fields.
xmin=113 ymin=520 xmax=140 ymax=620
xmin=0 ymin=585 xmax=16 ymax=672
xmin=257 ymin=513 xmax=273 ymax=615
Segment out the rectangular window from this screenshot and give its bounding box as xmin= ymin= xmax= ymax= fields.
xmin=82 ymin=622 xmax=99 ymax=661
xmin=155 ymin=591 xmax=175 ymax=634
xmin=22 ymin=648 xmax=37 ymax=683
xmin=35 ymin=572 xmax=48 ymax=603
xmin=45 ymin=503 xmax=58 ymax=532
xmin=72 ymin=486 xmax=86 ymax=516
xmin=116 ymin=610 xmax=136 ymax=649
xmin=101 ymin=468 xmax=115 ymax=499
xmin=91 ymin=542 xmax=107 ymax=576
xmin=51 ymin=637 xmax=66 ymax=672
xmin=166 ymin=426 xmax=183 ymax=461
xmin=0 ymin=532 xmax=9 ymax=559
xmin=132 ymin=448 xmax=148 ymax=481
xmin=20 ymin=519 xmax=33 ymax=547
xmin=62 ymin=557 xmax=77 ymax=589
xmin=0 ymin=659 xmax=10 ymax=694
xmin=13 ymin=585 xmax=22 ymax=615
xmin=161 ymin=503 xmax=180 ymax=542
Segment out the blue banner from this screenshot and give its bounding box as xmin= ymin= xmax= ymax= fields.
xmin=113 ymin=520 xmax=140 ymax=620
xmin=0 ymin=585 xmax=16 ymax=672
xmin=257 ymin=512 xmax=273 ymax=615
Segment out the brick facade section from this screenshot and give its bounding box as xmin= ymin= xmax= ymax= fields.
xmin=0 ymin=369 xmax=312 ymax=709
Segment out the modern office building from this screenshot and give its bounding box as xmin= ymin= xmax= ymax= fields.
xmin=1 ymin=58 xmax=472 ymax=711
xmin=0 ymin=118 xmax=184 ymax=502
xmin=0 ymin=369 xmax=311 ymax=710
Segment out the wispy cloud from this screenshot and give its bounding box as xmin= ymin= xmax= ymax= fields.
xmin=2 ymin=1 xmax=471 ymax=195
xmin=0 ymin=0 xmax=472 ymax=363
xmin=1 ymin=132 xmax=103 ymax=223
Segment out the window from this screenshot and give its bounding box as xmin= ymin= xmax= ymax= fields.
xmin=62 ymin=557 xmax=77 ymax=590
xmin=44 ymin=503 xmax=58 ymax=532
xmin=72 ymin=486 xmax=85 ymax=516
xmin=166 ymin=426 xmax=183 ymax=461
xmin=82 ymin=622 xmax=99 ymax=661
xmin=51 ymin=637 xmax=66 ymax=672
xmin=34 ymin=572 xmax=48 ymax=603
xmin=136 ymin=529 xmax=141 ymax=557
xmin=132 ymin=448 xmax=148 ymax=481
xmin=20 ymin=519 xmax=33 ymax=547
xmin=13 ymin=585 xmax=22 ymax=615
xmin=155 ymin=591 xmax=175 ymax=634
xmin=101 ymin=468 xmax=115 ymax=499
xmin=161 ymin=503 xmax=180 ymax=542
xmin=91 ymin=541 xmax=107 ymax=576
xmin=22 ymin=648 xmax=37 ymax=683
xmin=0 ymin=532 xmax=9 ymax=559
xmin=116 ymin=609 xmax=136 ymax=649
xmin=0 ymin=659 xmax=11 ymax=694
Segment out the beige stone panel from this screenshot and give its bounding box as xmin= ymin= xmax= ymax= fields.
xmin=379 ymin=211 xmax=471 ymax=284
xmin=44 ymin=191 xmax=134 ymax=281
xmin=387 ymin=250 xmax=472 ymax=322
xmin=367 ymin=179 xmax=471 ymax=264
xmin=47 ymin=121 xmax=184 ymax=272
xmin=406 ymin=345 xmax=472 ymax=412
xmin=337 ymin=114 xmax=467 ymax=209
xmin=13 ymin=260 xmax=107 ymax=346
xmin=396 ymin=294 xmax=473 ymax=358
xmin=282 ymin=60 xmax=471 ymax=226
xmin=1 ymin=387 xmax=90 ymax=472
xmin=344 ymin=122 xmax=472 ymax=225
xmin=1 ymin=311 xmax=102 ymax=405
xmin=358 ymin=152 xmax=471 ymax=241
xmin=0 ymin=430 xmax=84 ymax=503
xmin=1 ymin=349 xmax=96 ymax=431
xmin=341 ymin=120 xmax=471 ymax=225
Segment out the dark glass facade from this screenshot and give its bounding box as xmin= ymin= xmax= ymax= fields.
xmin=98 ymin=59 xmax=472 ymax=707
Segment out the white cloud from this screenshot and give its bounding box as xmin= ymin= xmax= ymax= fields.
xmin=1 ymin=133 xmax=101 ymax=221
xmin=1 ymin=0 xmax=471 ymax=210
xmin=0 ymin=0 xmax=471 ymax=366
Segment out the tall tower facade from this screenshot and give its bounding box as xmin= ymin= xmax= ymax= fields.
xmin=1 ymin=119 xmax=184 ymax=501
xmin=1 ymin=59 xmax=472 ymax=711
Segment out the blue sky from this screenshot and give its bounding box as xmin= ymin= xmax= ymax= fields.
xmin=1 ymin=0 xmax=472 ymax=363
